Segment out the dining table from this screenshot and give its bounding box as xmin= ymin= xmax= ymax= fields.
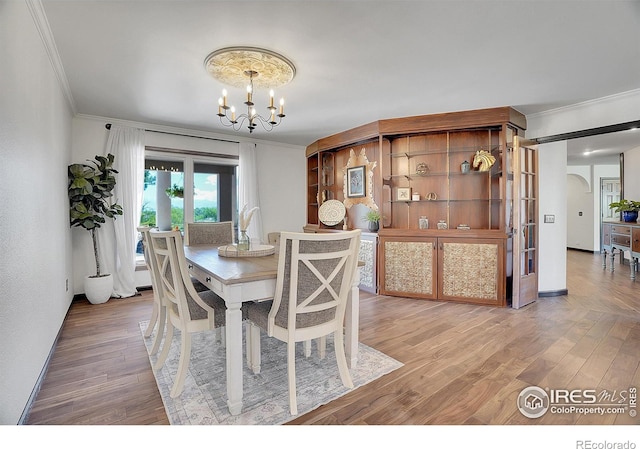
xmin=183 ymin=244 xmax=361 ymax=416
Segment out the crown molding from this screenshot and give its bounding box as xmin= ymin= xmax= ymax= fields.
xmin=26 ymin=0 xmax=76 ymax=114
xmin=527 ymin=89 xmax=640 ymax=120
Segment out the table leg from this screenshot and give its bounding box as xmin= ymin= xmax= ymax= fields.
xmin=344 ymin=268 xmax=360 ymax=369
xmin=610 ymin=249 xmax=616 ymax=273
xmin=602 ymin=250 xmax=607 ymax=269
xmin=225 ymin=300 xmax=244 ymax=415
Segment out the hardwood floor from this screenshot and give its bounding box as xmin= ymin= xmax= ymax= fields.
xmin=26 ymin=250 xmax=639 ymax=425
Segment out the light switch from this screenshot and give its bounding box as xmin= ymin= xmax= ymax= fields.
xmin=544 ymin=214 xmax=555 ymax=223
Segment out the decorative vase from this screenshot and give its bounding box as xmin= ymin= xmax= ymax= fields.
xmin=368 ymin=221 xmax=379 ymax=233
xmin=622 ymin=210 xmax=638 ymax=222
xmin=238 ymin=230 xmax=250 ymax=251
xmin=84 ymin=274 xmax=113 ymax=304
xmin=461 ymin=160 xmax=470 ymax=174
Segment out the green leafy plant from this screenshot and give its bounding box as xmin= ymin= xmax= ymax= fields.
xmin=68 ymin=153 xmax=123 ymax=277
xmin=165 ymin=183 xmax=184 ymax=198
xmin=608 ymin=199 xmax=640 ymax=213
xmin=363 ymin=209 xmax=381 ymax=223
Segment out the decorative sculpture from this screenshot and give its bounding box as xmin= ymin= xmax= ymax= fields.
xmin=472 ymin=150 xmax=496 ymax=172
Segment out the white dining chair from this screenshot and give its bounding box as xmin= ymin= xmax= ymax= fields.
xmin=149 ymin=229 xmax=229 ymax=398
xmin=137 ymin=226 xmax=168 ymax=355
xmin=246 ymin=230 xmax=361 ymax=415
xmin=184 ymin=221 xmax=234 ymax=246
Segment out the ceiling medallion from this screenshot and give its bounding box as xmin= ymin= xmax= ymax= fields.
xmin=204 ymin=47 xmax=296 ymax=133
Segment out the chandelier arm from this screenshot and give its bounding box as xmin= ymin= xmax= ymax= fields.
xmin=218 ymin=108 xmax=283 ymax=133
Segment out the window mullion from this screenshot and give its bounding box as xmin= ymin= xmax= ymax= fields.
xmin=184 ymin=156 xmax=195 ymax=223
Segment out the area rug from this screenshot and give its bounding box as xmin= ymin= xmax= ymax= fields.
xmin=139 ymin=321 xmax=403 ymax=425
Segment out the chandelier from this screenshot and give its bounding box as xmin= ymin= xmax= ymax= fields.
xmin=204 ymin=47 xmax=296 ymax=133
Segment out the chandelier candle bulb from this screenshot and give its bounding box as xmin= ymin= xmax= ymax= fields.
xmin=222 ymin=89 xmax=228 ymax=107
xmin=269 ymin=90 xmax=274 ymax=108
xmin=279 ymin=98 xmax=285 ymax=116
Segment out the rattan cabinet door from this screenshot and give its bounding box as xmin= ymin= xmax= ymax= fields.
xmin=437 ymin=238 xmax=505 ymax=306
xmin=379 ymin=236 xmax=437 ymax=299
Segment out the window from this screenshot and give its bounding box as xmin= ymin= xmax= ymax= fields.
xmin=137 ymin=149 xmax=238 ymax=257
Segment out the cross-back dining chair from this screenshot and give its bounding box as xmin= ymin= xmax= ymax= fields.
xmin=184 ymin=221 xmax=234 ymax=246
xmin=246 ymin=229 xmax=361 ymax=415
xmin=148 ymin=229 xmax=229 ymax=398
xmin=138 ymin=226 xmax=211 ymax=354
xmin=137 ymin=226 xmax=168 ymax=355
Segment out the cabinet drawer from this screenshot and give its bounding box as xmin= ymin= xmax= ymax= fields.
xmin=633 ymin=228 xmax=640 ymax=253
xmin=611 ymin=235 xmax=631 ymax=247
xmin=611 ymin=225 xmax=631 ymax=235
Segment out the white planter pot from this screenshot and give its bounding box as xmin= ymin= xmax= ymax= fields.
xmin=84 ymin=274 xmax=113 ymax=304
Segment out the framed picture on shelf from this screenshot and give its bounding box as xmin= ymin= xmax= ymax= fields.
xmin=346 ymin=165 xmax=366 ymax=198
xmin=397 ymin=187 xmax=411 ymax=201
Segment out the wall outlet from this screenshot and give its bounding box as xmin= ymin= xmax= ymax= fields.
xmin=544 ymin=214 xmax=555 ymax=223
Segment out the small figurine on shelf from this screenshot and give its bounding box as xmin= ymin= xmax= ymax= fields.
xmin=416 ymin=162 xmax=429 ymax=175
xmin=461 ymin=160 xmax=470 ymax=174
xmin=472 ymin=150 xmax=496 ymax=172
xmin=437 ymin=220 xmax=448 ymax=230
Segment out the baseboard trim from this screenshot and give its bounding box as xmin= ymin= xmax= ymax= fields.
xmin=567 ymin=247 xmax=596 ymax=254
xmin=539 ymin=289 xmax=569 ymax=297
xmin=19 ymin=308 xmax=69 ymax=424
xmin=72 ymin=286 xmax=152 ymax=303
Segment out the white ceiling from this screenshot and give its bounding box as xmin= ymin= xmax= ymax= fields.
xmin=42 ymin=1 xmax=640 ymax=163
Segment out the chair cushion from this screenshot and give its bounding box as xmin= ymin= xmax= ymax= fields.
xmin=191 ymin=278 xmax=209 ymax=292
xmin=246 ymin=300 xmax=273 ymax=331
xmin=187 ymin=290 xmax=227 ymax=327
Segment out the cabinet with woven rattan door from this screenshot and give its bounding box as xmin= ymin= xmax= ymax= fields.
xmin=305 ymin=106 xmax=531 ymax=306
xmin=380 ymin=229 xmax=506 ymax=306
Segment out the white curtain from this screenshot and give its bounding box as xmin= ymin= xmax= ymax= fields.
xmin=99 ymin=125 xmax=145 ymax=298
xmin=238 ymin=142 xmax=264 ymax=244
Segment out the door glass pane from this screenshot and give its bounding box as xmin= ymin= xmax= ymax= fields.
xmin=194 ymin=171 xmax=219 ymax=222
xmin=142 ymin=158 xmax=184 ymax=232
xmin=168 ymin=172 xmax=184 ymax=231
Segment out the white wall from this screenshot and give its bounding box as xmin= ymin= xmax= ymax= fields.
xmin=255 ymin=143 xmax=307 ymax=239
xmin=0 ymin=1 xmax=74 ymax=424
xmin=537 ymin=141 xmax=567 ymax=293
xmin=624 ymin=147 xmax=640 ymax=200
xmin=566 ymin=172 xmax=594 ymax=251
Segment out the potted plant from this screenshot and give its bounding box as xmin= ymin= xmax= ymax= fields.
xmin=608 ymin=199 xmax=640 ymax=223
xmin=68 ymin=153 xmax=123 ymax=304
xmin=165 ymin=183 xmax=184 ymax=198
xmin=363 ymin=209 xmax=381 ymax=232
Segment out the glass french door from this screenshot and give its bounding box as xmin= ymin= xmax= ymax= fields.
xmin=512 ymin=136 xmax=538 ymax=309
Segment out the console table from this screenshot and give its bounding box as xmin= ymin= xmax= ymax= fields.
xmin=602 ymin=221 xmax=640 ymax=280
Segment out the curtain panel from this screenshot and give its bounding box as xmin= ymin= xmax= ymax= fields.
xmin=99 ymin=125 xmax=145 ymax=298
xmin=238 ymin=142 xmax=264 ymax=244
